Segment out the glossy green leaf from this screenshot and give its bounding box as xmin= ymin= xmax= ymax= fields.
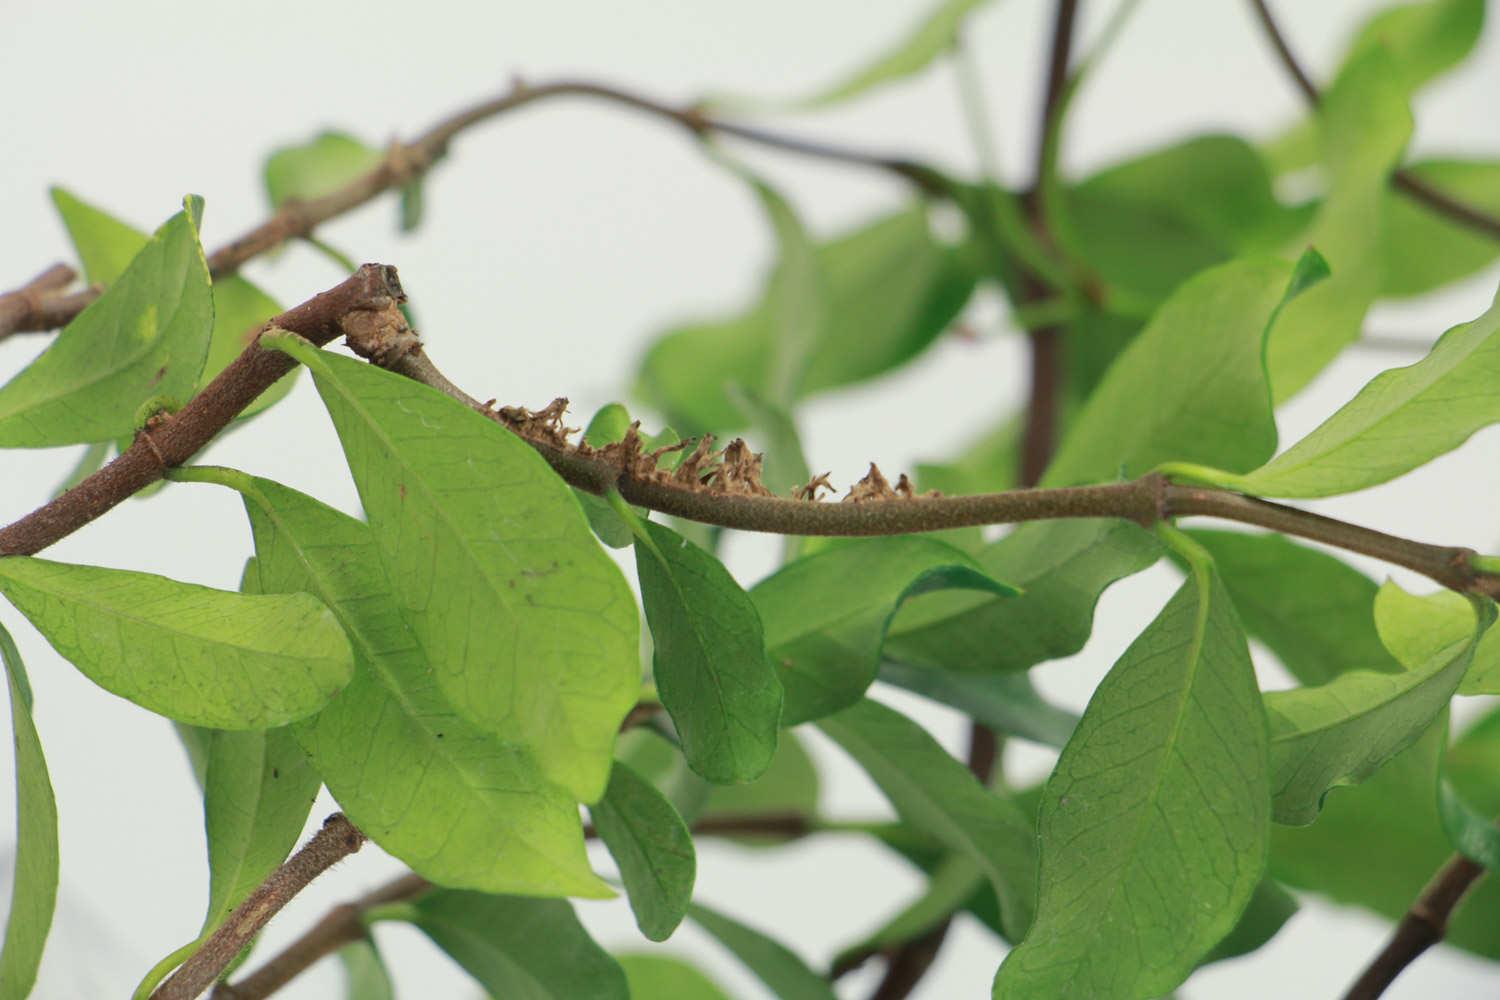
xmin=264 ymin=132 xmax=383 ymax=209
xmin=0 ymin=624 xmax=57 ymax=1000
xmin=1264 ymin=48 xmax=1412 ymax=400
xmin=198 ymin=727 xmax=319 ymax=931
xmin=50 ymin=188 xmax=294 ymax=420
xmin=403 ymin=890 xmax=627 ymax=999
xmin=818 ymin=698 xmax=1036 ymax=937
xmin=214 ymin=469 xmax=608 ymax=897
xmin=1043 ymin=254 xmax=1318 ymax=488
xmin=634 ymin=520 xmax=781 ymax=784
xmin=688 ymin=901 xmax=836 ymax=1000
xmin=1264 ymin=582 xmax=1494 ymax=825
xmin=1200 ymin=879 xmax=1299 ymax=966
xmin=637 ymin=206 xmax=974 ymax=434
xmin=699 ymin=729 xmax=819 ymax=829
xmin=338 ymin=938 xmax=394 ymax=1000
xmin=885 ymin=519 xmax=1159 ymax=674
xmin=877 ymin=661 xmax=1078 ymax=748
xmin=1382 ymin=159 xmax=1500 ymax=297
xmin=1168 ymin=286 xmax=1500 ymax=499
xmin=1057 ymin=135 xmax=1310 ymax=309
xmin=0 ymin=199 xmax=212 ymax=447
xmin=269 ymin=336 xmax=639 ymax=803
xmin=752 ymin=536 xmax=1015 ymax=723
xmin=993 ymin=560 xmax=1269 ymax=998
xmin=590 ymin=760 xmax=695 ymax=941
xmin=1185 ymin=530 xmax=1399 ymax=686
xmin=618 ymin=954 xmax=729 ymax=999
xmin=0 ymin=556 xmax=352 ymax=730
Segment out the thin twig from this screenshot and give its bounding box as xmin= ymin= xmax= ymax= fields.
xmin=152 ymin=815 xmax=366 ymax=1000
xmin=0 ymin=78 xmax=939 ymax=342
xmin=1341 ymin=853 xmax=1487 ymax=1000
xmin=1248 ymin=0 xmax=1500 ymax=242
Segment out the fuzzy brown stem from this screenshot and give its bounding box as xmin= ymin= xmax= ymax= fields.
xmin=153 ymin=815 xmax=366 ymax=1000
xmin=0 ymin=79 xmax=938 ymax=342
xmin=1341 ymin=853 xmax=1487 ymax=1000
xmin=0 ymin=264 xmax=404 ymax=557
xmin=1248 ymin=0 xmax=1500 ymax=242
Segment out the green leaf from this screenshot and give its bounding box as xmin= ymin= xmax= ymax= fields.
xmin=751 ymin=536 xmax=1016 ymax=723
xmin=0 ymin=624 xmax=58 ymax=1000
xmin=212 ymin=469 xmax=609 ymax=897
xmin=637 ymin=205 xmax=974 ymax=434
xmin=832 ymin=853 xmax=983 ymax=973
xmin=1166 ymin=286 xmax=1500 ymax=499
xmin=402 ymin=890 xmax=627 ymax=999
xmin=877 ymin=662 xmax=1078 ymax=748
xmin=1043 ymin=254 xmax=1318 ymax=488
xmin=1382 ymin=159 xmax=1500 ymax=297
xmin=198 ymin=727 xmax=319 ymax=931
xmin=0 ymin=556 xmax=352 ymax=730
xmin=575 ymin=403 xmax=646 ymax=548
xmin=1438 ymin=776 xmax=1500 ymax=871
xmin=1263 ymin=582 xmax=1495 ymax=825
xmin=699 ymin=729 xmax=819 ymax=830
xmin=1184 ymin=530 xmax=1399 ymax=686
xmin=1264 ymin=48 xmax=1413 ymax=400
xmin=1199 ymin=879 xmax=1299 ymax=966
xmin=269 ymin=336 xmax=639 ymax=803
xmin=885 ymin=519 xmax=1159 ymax=674
xmin=338 ymin=938 xmax=395 ymax=1000
xmin=617 ymin=953 xmax=730 ymax=999
xmin=590 ymin=760 xmax=695 ymax=941
xmin=818 ymin=698 xmax=1036 ymax=937
xmin=615 ymin=728 xmax=713 ymax=824
xmin=993 ymin=556 xmax=1270 ymax=998
xmin=634 ymin=520 xmax=781 ymax=784
xmin=50 ymin=188 xmax=294 ymax=421
xmin=1057 ymin=136 xmax=1311 ymax=309
xmin=687 ymin=900 xmax=836 ymax=1000
xmin=1342 ymin=0 xmax=1485 ymax=95
xmin=264 ymin=132 xmax=383 ymax=209
xmin=0 ymin=199 xmax=212 ymax=447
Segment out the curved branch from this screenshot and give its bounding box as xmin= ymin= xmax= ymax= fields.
xmin=0 ymin=78 xmax=939 ymax=342
xmin=1248 ymin=0 xmax=1500 ymax=242
xmin=1341 ymin=853 xmax=1487 ymax=1000
xmin=152 ymin=815 xmax=366 ymax=1000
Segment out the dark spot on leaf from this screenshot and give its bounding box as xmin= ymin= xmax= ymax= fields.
xmin=271 ymin=768 xmax=280 ymax=779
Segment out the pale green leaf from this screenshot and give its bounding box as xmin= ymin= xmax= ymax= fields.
xmin=1382 ymin=159 xmax=1500 ymax=297
xmin=264 ymin=132 xmax=383 ymax=209
xmin=1265 ymin=48 xmax=1413 ymax=399
xmin=0 ymin=624 xmax=58 ymax=1000
xmin=1168 ymin=286 xmax=1500 ymax=498
xmin=637 ymin=205 xmax=974 ymax=434
xmin=404 ymin=890 xmax=627 ymax=999
xmin=634 ymin=521 xmax=781 ymax=784
xmin=213 ymin=469 xmax=609 ymax=897
xmin=617 ymin=953 xmax=730 ymax=1000
xmin=0 ymin=200 xmax=212 ymax=446
xmin=818 ymin=698 xmax=1036 ymax=937
xmin=1343 ymin=0 xmax=1485 ymax=94
xmin=877 ymin=661 xmax=1079 ymax=748
xmin=51 ymin=186 xmax=148 ymax=285
xmin=688 ymin=900 xmax=836 ymax=1000
xmin=1184 ymin=530 xmax=1399 ymax=686
xmin=1264 ymin=582 xmax=1495 ymax=825
xmin=338 ymin=938 xmax=394 ymax=1000
xmin=752 ymin=536 xmax=1016 ymax=723
xmin=0 ymin=556 xmax=352 ymax=730
xmin=993 ymin=561 xmax=1269 ymax=998
xmin=590 ymin=760 xmax=695 ymax=941
xmin=199 ymin=727 xmax=319 ymax=931
xmin=269 ymin=336 xmax=639 ymax=803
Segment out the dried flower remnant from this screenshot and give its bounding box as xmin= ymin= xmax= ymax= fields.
xmin=797 ymin=472 xmax=835 ymax=501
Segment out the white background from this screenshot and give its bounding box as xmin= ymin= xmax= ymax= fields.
xmin=2 ymin=1 xmax=1499 ymax=997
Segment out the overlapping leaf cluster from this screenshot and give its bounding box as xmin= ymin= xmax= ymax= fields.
xmin=0 ymin=1 xmax=1498 ymax=997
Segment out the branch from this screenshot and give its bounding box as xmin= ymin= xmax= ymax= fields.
xmin=0 ymin=79 xmax=940 ymax=343
xmin=0 ymin=264 xmax=405 ymax=557
xmin=1341 ymin=852 xmax=1487 ymax=1000
xmin=152 ymin=815 xmax=366 ymax=1000
xmin=1248 ymin=0 xmax=1500 ymax=242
